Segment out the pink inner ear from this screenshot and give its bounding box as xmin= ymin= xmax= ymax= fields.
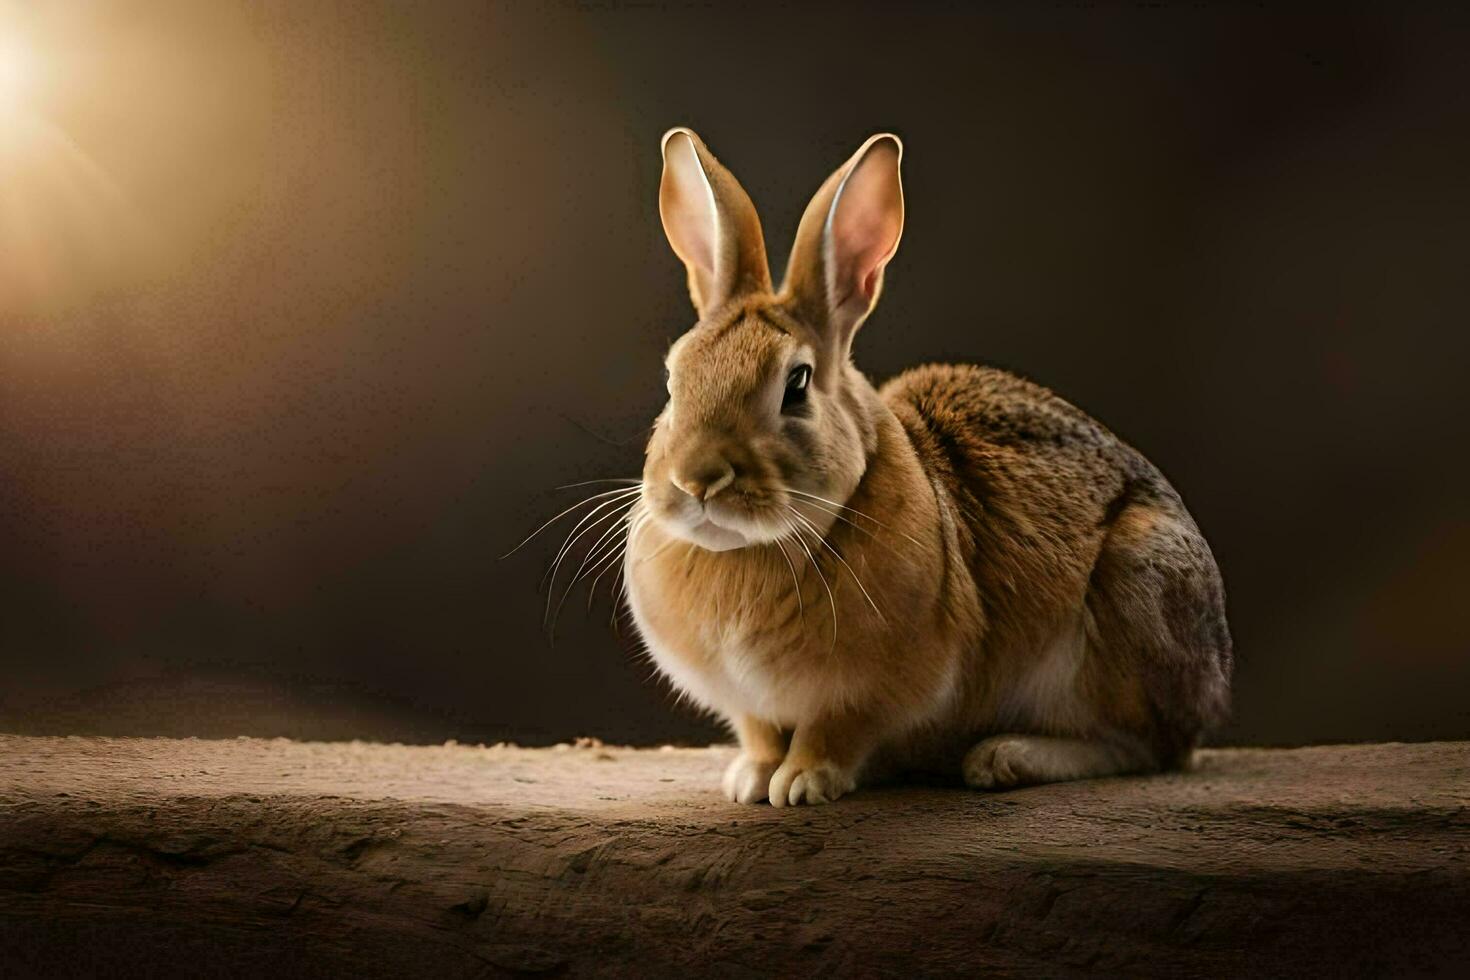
xmin=829 ymin=141 xmax=903 ymax=309
xmin=660 ymin=134 xmax=719 ymax=279
xmin=669 ymin=200 xmax=715 ymax=276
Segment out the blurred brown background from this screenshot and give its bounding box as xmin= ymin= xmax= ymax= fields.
xmin=2 ymin=1 xmax=1467 ymax=746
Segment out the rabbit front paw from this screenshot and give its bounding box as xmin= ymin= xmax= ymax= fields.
xmin=768 ymin=758 xmax=855 ymax=807
xmin=722 ymin=753 xmax=781 ymax=804
xmin=963 ymin=735 xmax=1034 ymax=789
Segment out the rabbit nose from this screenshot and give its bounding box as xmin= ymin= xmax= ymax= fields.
xmin=671 ymin=457 xmax=735 ymax=502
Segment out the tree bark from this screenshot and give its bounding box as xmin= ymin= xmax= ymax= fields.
xmin=2 ymin=736 xmax=1467 ymax=977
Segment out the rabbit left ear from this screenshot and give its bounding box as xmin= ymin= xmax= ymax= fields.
xmin=659 ymin=128 xmax=772 ymax=318
xmin=780 ymin=134 xmax=905 ymax=356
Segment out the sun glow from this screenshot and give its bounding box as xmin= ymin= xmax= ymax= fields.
xmin=0 ymin=13 xmax=153 ymax=317
xmin=0 ymin=32 xmax=34 ymax=116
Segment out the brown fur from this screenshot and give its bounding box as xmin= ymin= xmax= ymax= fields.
xmin=624 ymin=129 xmax=1231 ymax=805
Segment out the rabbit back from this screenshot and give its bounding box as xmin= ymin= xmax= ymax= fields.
xmin=882 ymin=363 xmax=1232 ymax=766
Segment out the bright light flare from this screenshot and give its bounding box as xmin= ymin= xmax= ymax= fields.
xmin=0 ymin=31 xmax=35 ymax=119
xmin=0 ymin=16 xmax=152 ymax=317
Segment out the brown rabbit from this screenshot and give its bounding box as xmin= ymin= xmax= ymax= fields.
xmin=622 ymin=128 xmax=1231 ymax=806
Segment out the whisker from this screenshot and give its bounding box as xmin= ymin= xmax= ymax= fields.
xmin=574 ymin=507 xmax=633 ymax=581
xmin=553 ymin=535 xmax=622 ymax=630
xmin=785 ymin=487 xmax=928 ymax=551
xmin=581 ymin=507 xmax=642 ymax=612
xmin=785 ymin=515 xmax=836 ymax=649
xmin=501 ymin=484 xmax=642 ymax=559
xmin=636 ymin=534 xmax=680 ymax=565
xmin=539 ymin=487 xmax=642 ymax=589
xmin=554 ymin=477 xmax=644 ymax=491
xmin=625 ymin=507 xmax=652 ymax=548
xmin=562 ymin=516 xmax=630 ymax=616
xmin=784 ymin=487 xmax=891 ymax=527
xmin=789 ymin=496 xmax=908 ymax=557
xmin=789 ymin=508 xmax=885 ymax=623
xmin=586 ymin=541 xmax=627 ymax=613
xmin=543 ymin=493 xmax=641 ymax=623
xmin=548 ymin=505 xmax=639 ymax=638
xmin=612 ymin=510 xmax=652 ymax=621
xmin=772 ymin=537 xmax=805 ymax=623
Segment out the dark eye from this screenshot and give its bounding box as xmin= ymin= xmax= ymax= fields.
xmin=782 ymin=364 xmax=812 ymax=411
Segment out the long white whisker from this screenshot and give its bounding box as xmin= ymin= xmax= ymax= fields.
xmin=785 ymin=487 xmax=891 ymax=527
xmin=785 ymin=488 xmax=928 ymax=551
xmin=789 ymin=496 xmax=907 ymax=557
xmin=611 ymin=506 xmax=652 ymax=625
xmin=560 ymin=518 xmax=628 ymax=621
xmin=613 ymin=510 xmax=651 ymax=612
xmin=772 ymin=537 xmax=804 ymax=623
xmin=549 ymin=504 xmax=639 ymax=637
xmin=636 ymin=534 xmax=680 ymax=565
xmin=580 ymin=508 xmax=640 ymax=611
xmin=554 ymin=478 xmax=644 ymax=490
xmin=572 ymin=507 xmax=632 ymax=583
xmin=626 ymin=507 xmax=652 ymax=546
xmin=789 ymin=508 xmax=884 ymax=623
xmin=586 ymin=541 xmax=628 ymax=613
xmin=785 ymin=516 xmax=836 ymax=649
xmin=543 ymin=493 xmax=641 ymax=623
xmin=539 ymin=487 xmax=642 ymax=589
xmin=501 ymin=484 xmax=642 ymax=559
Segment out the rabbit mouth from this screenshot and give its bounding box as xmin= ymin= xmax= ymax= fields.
xmin=683 ymin=517 xmax=749 ymax=552
xmin=656 ymin=498 xmax=774 ymax=553
xmin=645 ymin=480 xmax=796 ymax=553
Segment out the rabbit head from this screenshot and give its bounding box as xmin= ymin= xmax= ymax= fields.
xmin=641 ymin=129 xmax=905 ymax=552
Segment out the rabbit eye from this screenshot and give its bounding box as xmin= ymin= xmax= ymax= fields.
xmin=782 ymin=364 xmax=812 ymax=411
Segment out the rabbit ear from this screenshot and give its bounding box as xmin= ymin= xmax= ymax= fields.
xmin=659 ymin=128 xmax=772 ymax=318
xmin=780 ymin=134 xmax=904 ymax=356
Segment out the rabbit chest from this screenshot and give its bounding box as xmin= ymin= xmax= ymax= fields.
xmin=622 ymin=539 xmax=865 ymax=725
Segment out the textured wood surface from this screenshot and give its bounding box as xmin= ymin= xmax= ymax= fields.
xmin=1 ymin=736 xmax=1467 ymax=977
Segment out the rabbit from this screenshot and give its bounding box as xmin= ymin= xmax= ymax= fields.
xmin=621 ymin=127 xmax=1232 ymax=806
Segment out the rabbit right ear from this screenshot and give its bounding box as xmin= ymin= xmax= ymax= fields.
xmin=780 ymin=134 xmax=905 ymax=359
xmin=659 ymin=128 xmax=772 ymax=318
